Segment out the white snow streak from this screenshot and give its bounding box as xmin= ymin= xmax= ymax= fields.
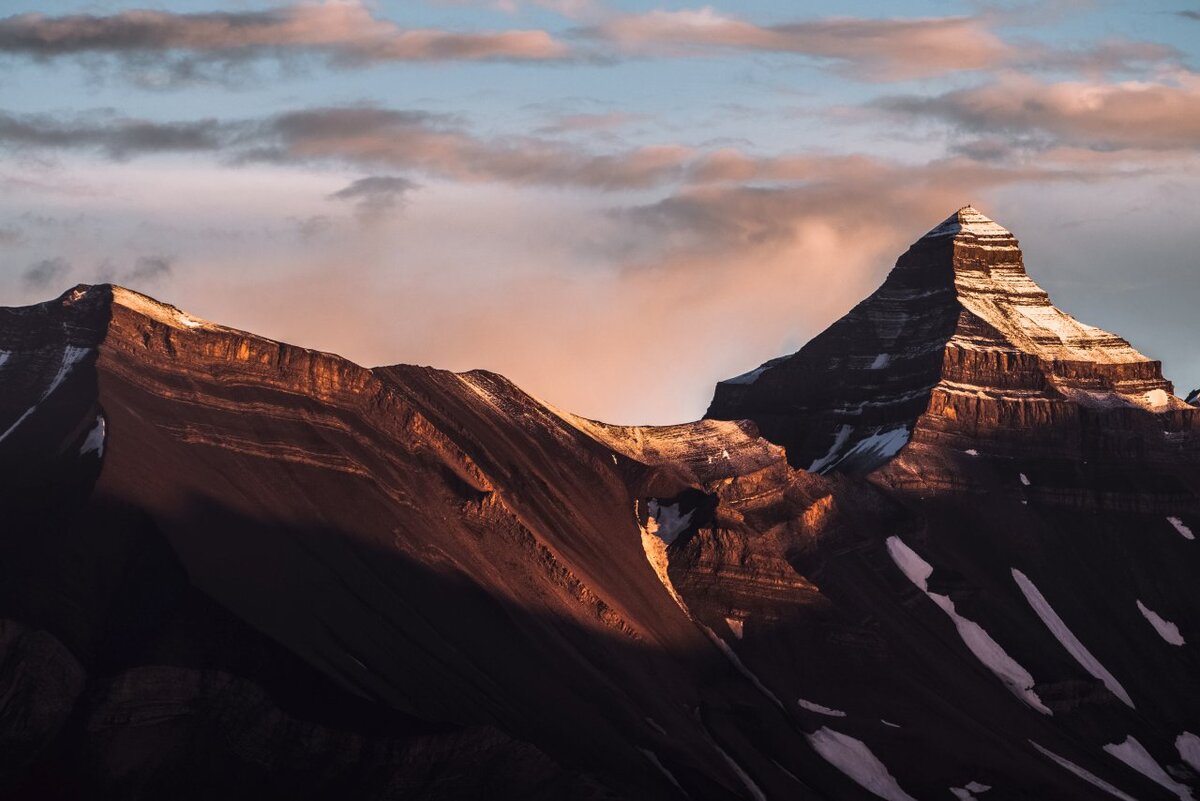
xmin=797 ymin=697 xmax=846 ymax=717
xmin=1167 ymin=516 xmax=1195 ymax=541
xmin=881 ymin=720 xmax=901 ymax=728
xmin=1177 ymin=732 xmax=1200 ymax=774
xmin=951 ymin=781 xmax=992 ymax=798
xmin=1012 ymin=569 xmax=1134 ymax=708
xmin=1103 ymin=735 xmax=1193 ymax=801
xmin=0 ymin=350 xmax=10 ymax=370
xmin=806 ymin=727 xmax=918 ymax=801
xmin=699 ymin=624 xmax=784 ymax=710
xmin=886 ymin=537 xmax=1050 ymax=714
xmin=1030 ymin=741 xmax=1137 ymax=801
xmin=80 ymin=414 xmax=106 ymax=457
xmin=870 ymin=353 xmax=892 ymax=369
xmin=639 ymin=749 xmax=686 ymax=795
xmin=1136 ymin=600 xmax=1184 ymax=646
xmin=1019 ymin=473 xmax=1031 ymax=486
xmin=0 ymin=344 xmax=92 ymax=443
xmin=710 ymin=740 xmax=767 ymax=801
xmin=808 ymin=424 xmax=853 ymax=473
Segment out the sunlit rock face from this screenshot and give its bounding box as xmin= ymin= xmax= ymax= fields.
xmin=707 ymin=206 xmax=1199 ymax=476
xmin=3 ymin=213 xmax=1200 ymax=801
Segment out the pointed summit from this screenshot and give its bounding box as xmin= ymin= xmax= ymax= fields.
xmin=707 ymin=207 xmax=1196 ymax=475
xmin=921 ymin=205 xmax=1013 ymax=241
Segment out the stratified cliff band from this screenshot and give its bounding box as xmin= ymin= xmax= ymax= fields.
xmin=1 ymin=209 xmax=1198 ymax=801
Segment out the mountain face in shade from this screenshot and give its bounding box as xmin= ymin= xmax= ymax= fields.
xmin=707 ymin=206 xmax=1198 ymax=475
xmin=3 ymin=212 xmax=1200 ymax=801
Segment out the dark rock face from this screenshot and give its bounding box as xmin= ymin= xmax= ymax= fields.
xmin=2 ymin=209 xmax=1200 ymax=801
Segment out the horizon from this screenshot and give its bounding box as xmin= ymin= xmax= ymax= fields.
xmin=2 ymin=0 xmax=1199 ymax=424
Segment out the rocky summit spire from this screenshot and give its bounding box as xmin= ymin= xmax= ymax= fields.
xmin=706 ymin=207 xmax=1197 ymax=475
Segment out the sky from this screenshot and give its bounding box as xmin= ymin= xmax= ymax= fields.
xmin=1 ymin=0 xmax=1198 ymax=424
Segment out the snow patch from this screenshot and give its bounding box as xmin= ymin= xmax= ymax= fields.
xmin=808 ymin=424 xmax=853 ymax=473
xmin=810 ymin=424 xmax=910 ymax=474
xmin=80 ymin=414 xmax=105 ymax=457
xmin=797 ymin=697 xmax=846 ymax=717
xmin=725 ymin=616 xmax=744 ymax=640
xmin=870 ymin=353 xmax=892 ymax=369
xmin=886 ymin=536 xmax=1050 ymax=714
xmin=1030 ymin=741 xmax=1138 ymax=801
xmin=1167 ymin=516 xmax=1195 ymax=541
xmin=1136 ymin=600 xmax=1184 ymax=646
xmin=1177 ymin=732 xmax=1200 ymax=774
xmin=964 ymin=449 xmax=980 ymax=457
xmin=1019 ymin=473 xmax=1031 ymax=486
xmin=881 ymin=719 xmax=901 ymax=728
xmin=1103 ymin=735 xmax=1194 ymax=801
xmin=1012 ymin=569 xmax=1134 ymax=708
xmin=646 ymin=499 xmax=694 ymax=546
xmin=0 ymin=350 xmax=10 ymax=370
xmin=806 ymin=727 xmax=918 ymax=801
xmin=0 ymin=344 xmax=92 ymax=443
xmin=708 ymin=739 xmax=767 ymax=801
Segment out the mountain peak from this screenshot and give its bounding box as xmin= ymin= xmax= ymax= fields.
xmin=922 ymin=205 xmax=1013 ymax=241
xmin=708 ymin=208 xmax=1198 ymax=475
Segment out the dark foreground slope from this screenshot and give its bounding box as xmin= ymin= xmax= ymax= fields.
xmin=1 ymin=209 xmax=1199 ymax=801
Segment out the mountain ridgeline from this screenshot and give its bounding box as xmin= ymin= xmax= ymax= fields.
xmin=2 ymin=209 xmax=1199 ymax=801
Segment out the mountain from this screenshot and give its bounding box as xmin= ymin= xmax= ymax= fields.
xmin=2 ymin=210 xmax=1199 ymax=801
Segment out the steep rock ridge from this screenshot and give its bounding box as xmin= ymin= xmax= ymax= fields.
xmin=0 ymin=285 xmax=829 ymax=800
xmin=708 ymin=207 xmax=1199 ymax=475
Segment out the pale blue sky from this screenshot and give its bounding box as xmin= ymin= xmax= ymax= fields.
xmin=1 ymin=0 xmax=1198 ymax=422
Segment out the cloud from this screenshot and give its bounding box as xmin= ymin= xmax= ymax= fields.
xmin=0 ymin=110 xmax=227 ymax=159
xmin=22 ymin=256 xmax=70 ymax=288
xmin=327 ymin=175 xmax=419 ymax=223
xmin=580 ymin=9 xmax=1014 ymax=79
xmin=124 ymin=254 xmax=173 ymax=284
xmin=875 ymin=74 xmax=1200 ymax=152
xmin=0 ymin=105 xmax=696 ymax=190
xmin=1178 ymin=10 xmax=1200 ymax=21
xmin=0 ymin=2 xmax=570 ymax=69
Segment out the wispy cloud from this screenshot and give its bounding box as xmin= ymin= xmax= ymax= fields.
xmin=875 ymin=74 xmax=1200 ymax=152
xmin=327 ymin=175 xmax=419 ymax=224
xmin=0 ymin=2 xmax=570 ymax=69
xmin=22 ymin=256 xmax=70 ymax=289
xmin=579 ymin=9 xmax=1012 ymax=79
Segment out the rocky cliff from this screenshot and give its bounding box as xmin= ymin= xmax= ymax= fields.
xmin=2 ymin=211 xmax=1200 ymax=801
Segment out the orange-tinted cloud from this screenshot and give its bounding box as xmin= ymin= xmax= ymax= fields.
xmin=876 ymin=74 xmax=1200 ymax=151
xmin=0 ymin=3 xmax=569 ymax=63
xmin=581 ymin=9 xmax=1013 ymax=79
